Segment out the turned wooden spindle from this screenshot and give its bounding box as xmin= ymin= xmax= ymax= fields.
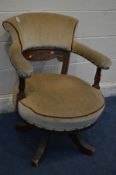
xmin=92 ymin=67 xmax=102 ymax=89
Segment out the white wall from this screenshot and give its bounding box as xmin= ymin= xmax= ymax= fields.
xmin=0 ymin=0 xmax=116 ymax=111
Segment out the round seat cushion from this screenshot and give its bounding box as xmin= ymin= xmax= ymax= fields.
xmin=14 ymin=73 xmax=105 ymax=131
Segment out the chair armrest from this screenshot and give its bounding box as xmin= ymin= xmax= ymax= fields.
xmin=72 ymin=41 xmax=111 ymax=69
xmin=9 ymin=42 xmax=33 ymax=77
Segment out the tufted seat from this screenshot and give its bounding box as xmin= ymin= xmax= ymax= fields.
xmin=13 ymin=73 xmax=104 ymax=131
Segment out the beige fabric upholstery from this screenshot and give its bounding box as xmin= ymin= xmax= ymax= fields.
xmin=18 ymin=102 xmax=104 ymax=131
xmin=13 ymin=73 xmax=105 ymax=131
xmin=72 ymin=41 xmax=111 ymax=69
xmin=2 ymin=12 xmax=111 ymax=78
xmin=9 ymin=42 xmax=33 ymax=77
xmin=3 ymin=12 xmax=77 ymax=51
xmin=13 ymin=73 xmax=104 ymax=117
xmin=3 ymin=12 xmax=110 ymax=131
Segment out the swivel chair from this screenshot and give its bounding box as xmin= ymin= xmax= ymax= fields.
xmin=3 ymin=12 xmax=111 ymax=166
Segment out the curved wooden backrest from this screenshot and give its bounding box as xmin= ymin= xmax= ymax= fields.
xmin=23 ymin=48 xmax=70 ymax=74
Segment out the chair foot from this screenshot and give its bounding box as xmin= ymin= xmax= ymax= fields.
xmin=15 ymin=122 xmax=34 ymax=131
xmin=32 ymin=132 xmax=49 ymax=166
xmin=69 ymin=132 xmax=95 ymax=155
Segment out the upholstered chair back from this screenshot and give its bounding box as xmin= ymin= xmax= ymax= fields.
xmin=3 ymin=13 xmax=78 ymax=51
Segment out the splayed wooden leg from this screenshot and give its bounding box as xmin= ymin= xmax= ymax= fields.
xmin=32 ymin=132 xmax=49 ymax=166
xmin=15 ymin=122 xmax=34 ymax=131
xmin=69 ymin=132 xmax=95 ymax=155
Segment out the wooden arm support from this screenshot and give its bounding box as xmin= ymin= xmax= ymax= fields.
xmin=16 ymin=77 xmax=26 ymax=111
xmin=18 ymin=77 xmax=26 ymax=99
xmin=92 ymin=67 xmax=102 ymax=89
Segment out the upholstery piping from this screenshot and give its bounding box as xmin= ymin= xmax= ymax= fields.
xmin=19 ymin=101 xmax=105 ymax=119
